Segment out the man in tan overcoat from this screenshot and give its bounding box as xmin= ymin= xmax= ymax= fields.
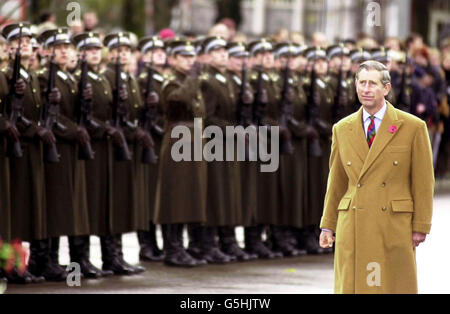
xmin=319 ymin=60 xmax=434 ymax=294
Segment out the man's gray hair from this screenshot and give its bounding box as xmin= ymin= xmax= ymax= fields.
xmin=355 ymin=60 xmax=391 ymax=86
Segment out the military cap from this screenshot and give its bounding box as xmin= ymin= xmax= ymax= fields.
xmin=2 ymin=22 xmax=33 ymax=42
xmin=248 ymin=38 xmax=273 ymax=56
xmin=31 ymin=36 xmax=39 ymax=49
xmin=103 ymin=32 xmax=132 ymax=50
xmin=226 ymin=41 xmax=248 ymax=58
xmin=370 ymin=47 xmax=390 ymax=63
xmin=38 ymin=27 xmax=71 ymax=48
xmin=194 ymin=36 xmax=206 ymax=55
xmin=72 ymin=32 xmax=102 ymax=50
xmin=327 ymin=44 xmax=350 ymax=59
xmin=273 ymin=42 xmax=297 ymax=58
xmin=202 ymin=36 xmax=227 ymax=54
xmin=138 ymin=36 xmax=164 ymax=54
xmin=294 ymin=44 xmax=308 ymax=56
xmin=164 ymin=36 xmax=184 ymax=56
xmin=170 ymin=39 xmax=196 ymax=56
xmin=304 ymin=46 xmax=327 ymax=61
xmin=349 ymin=48 xmax=371 ymax=63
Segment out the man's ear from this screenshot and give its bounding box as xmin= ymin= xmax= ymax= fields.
xmin=383 ymin=82 xmax=391 ymax=97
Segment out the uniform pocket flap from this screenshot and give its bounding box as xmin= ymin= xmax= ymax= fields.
xmin=387 ymin=145 xmax=409 ymax=153
xmin=391 ymin=199 xmax=414 ymax=212
xmin=337 ymin=197 xmax=351 ymax=211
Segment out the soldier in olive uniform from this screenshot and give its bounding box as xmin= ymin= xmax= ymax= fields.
xmin=301 ymin=47 xmax=335 ymax=254
xmin=246 ymin=39 xmax=286 ymax=259
xmin=190 ymin=36 xmax=251 ymax=263
xmin=0 ymin=39 xmax=12 ymax=284
xmin=72 ymin=32 xmax=128 ymax=277
xmin=33 ymin=27 xmax=92 ymax=281
xmin=271 ymin=42 xmax=311 ymax=257
xmin=1 ymin=23 xmax=50 ymax=284
xmin=225 ymin=41 xmax=258 ymax=261
xmin=155 ymin=40 xmax=207 ymax=267
xmin=327 ymin=44 xmax=352 ymax=122
xmin=136 ymin=36 xmax=166 ymax=262
xmin=102 ymin=32 xmax=152 ymax=274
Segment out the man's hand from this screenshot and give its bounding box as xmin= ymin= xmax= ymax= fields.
xmin=4 ymin=120 xmax=20 ymax=142
xmin=14 ymin=78 xmax=27 ymax=96
xmin=76 ymin=126 xmax=91 ymax=146
xmin=37 ymin=126 xmax=56 ymax=145
xmin=319 ymin=230 xmax=335 ymax=248
xmin=412 ymin=232 xmax=427 ymax=248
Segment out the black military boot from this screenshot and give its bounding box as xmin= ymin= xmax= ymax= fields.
xmin=100 ymin=235 xmax=134 ymax=275
xmin=28 ymin=238 xmax=66 ymax=282
xmin=269 ymin=225 xmax=303 ymax=257
xmin=5 ymin=240 xmax=44 ymax=284
xmin=162 ymin=224 xmax=201 ymax=267
xmin=201 ymin=227 xmax=232 ymax=264
xmin=219 ymin=226 xmax=256 ymax=261
xmin=138 ymin=222 xmax=164 ymax=262
xmin=69 ymin=235 xmax=103 ymax=279
xmin=244 ymin=226 xmax=278 ymax=259
xmin=187 ymin=224 xmax=205 ymax=260
xmin=297 ymin=226 xmax=325 ymax=254
xmin=114 ymin=234 xmax=146 ymax=274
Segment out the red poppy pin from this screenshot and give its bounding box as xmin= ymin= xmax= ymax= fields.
xmin=389 ymin=125 xmax=398 ymax=134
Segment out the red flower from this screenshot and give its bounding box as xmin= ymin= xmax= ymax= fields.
xmin=389 ymin=125 xmax=398 ymax=133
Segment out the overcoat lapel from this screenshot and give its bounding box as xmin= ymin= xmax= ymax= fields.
xmin=345 ymin=106 xmax=369 ymax=164
xmin=358 ymin=102 xmax=403 ymax=181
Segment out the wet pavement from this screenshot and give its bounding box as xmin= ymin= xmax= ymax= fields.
xmin=3 ymin=193 xmax=450 ymax=294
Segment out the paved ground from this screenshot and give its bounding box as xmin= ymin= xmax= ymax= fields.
xmin=3 ymin=193 xmax=450 ymax=294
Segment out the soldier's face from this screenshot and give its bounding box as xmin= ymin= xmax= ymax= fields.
xmin=227 ymin=56 xmax=245 ymax=72
xmin=109 ymin=46 xmax=131 ymax=65
xmin=342 ymin=56 xmax=351 ymax=72
xmin=356 ymin=69 xmax=391 ymax=110
xmin=209 ymin=47 xmax=228 ymax=70
xmin=314 ymin=58 xmax=328 ymax=75
xmin=295 ymin=56 xmax=307 ymax=72
xmin=329 ymin=56 xmax=342 ymax=72
xmin=143 ymin=48 xmax=166 ymax=66
xmin=85 ymin=47 xmax=102 ymax=66
xmin=278 ymin=56 xmax=295 ymax=70
xmin=174 ymin=54 xmax=195 ymax=73
xmin=9 ymin=36 xmax=33 ymax=58
xmin=262 ymin=52 xmax=274 ymax=69
xmin=52 ymin=43 xmax=70 ymax=66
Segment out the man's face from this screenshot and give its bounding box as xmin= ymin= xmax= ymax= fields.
xmin=174 ymin=54 xmax=196 ymax=73
xmin=328 ymin=56 xmax=342 ymax=72
xmin=342 ymin=56 xmax=351 ymax=72
xmin=9 ymin=36 xmax=33 ymax=59
xmin=314 ymin=58 xmax=328 ymax=75
xmin=356 ymin=69 xmax=390 ymax=111
xmin=227 ymin=55 xmax=245 ymax=72
xmin=262 ymin=51 xmax=274 ymax=69
xmin=143 ymin=48 xmax=166 ymax=66
xmin=85 ymin=47 xmax=102 ymax=66
xmin=109 ymin=45 xmax=131 ymax=66
xmin=50 ymin=43 xmax=70 ymax=66
xmin=209 ymin=47 xmax=228 ymax=70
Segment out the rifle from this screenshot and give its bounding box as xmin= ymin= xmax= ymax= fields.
xmin=236 ymin=61 xmax=250 ymax=126
xmin=252 ymin=62 xmax=265 ymax=127
xmin=140 ymin=58 xmax=158 ymax=164
xmin=332 ymin=57 xmax=345 ymax=122
xmin=77 ymin=48 xmax=96 ymax=160
xmin=112 ymin=39 xmax=132 ymax=161
xmin=41 ymin=33 xmax=63 ymax=163
xmin=5 ymin=26 xmax=30 ymax=158
xmin=397 ymin=64 xmax=410 ymax=113
xmin=3 ymin=27 xmax=31 ymax=158
xmin=279 ymin=53 xmax=295 ymax=155
xmin=307 ymin=59 xmax=323 ymax=157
